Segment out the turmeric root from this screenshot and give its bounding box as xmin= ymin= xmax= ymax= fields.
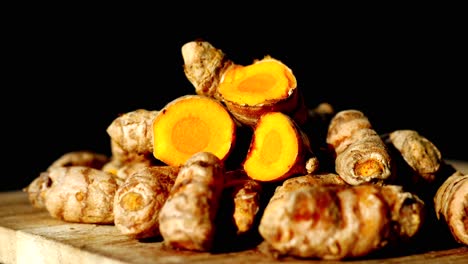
xmin=326 ymin=109 xmax=393 ymax=185
xmin=433 ymin=171 xmax=468 ymax=245
xmin=113 ymin=165 xmax=180 ymax=239
xmin=25 ymin=166 xmax=119 ymax=224
xmin=388 ymin=129 xmax=442 ymax=183
xmin=259 ymin=183 xmax=391 ymax=260
xmin=158 ymin=151 xmax=225 ymax=251
xmin=242 ymin=112 xmax=316 ymax=182
xmin=24 ymin=150 xmax=111 ymax=209
xmin=182 ymin=40 xmax=235 ymax=98
xmin=223 ymin=169 xmax=262 ymax=235
xmin=106 ymin=109 xmax=159 ymax=155
xmin=152 ymin=95 xmax=236 ymax=167
xmin=259 ymin=179 xmax=426 ymax=260
xmin=182 ymin=39 xmax=308 ymax=127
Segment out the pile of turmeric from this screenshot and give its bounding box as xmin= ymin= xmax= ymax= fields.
xmin=22 ymin=38 xmax=467 ymax=262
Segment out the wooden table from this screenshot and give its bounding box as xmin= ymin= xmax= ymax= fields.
xmin=1 ymin=160 xmax=467 ymax=264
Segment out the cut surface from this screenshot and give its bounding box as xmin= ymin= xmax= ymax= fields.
xmin=153 ymin=95 xmax=236 ymax=166
xmin=243 ymin=112 xmax=299 ymax=182
xmin=218 ymin=57 xmax=296 ymax=106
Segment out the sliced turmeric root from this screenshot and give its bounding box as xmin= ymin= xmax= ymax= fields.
xmin=243 ymin=112 xmax=314 ymax=182
xmin=217 ymin=55 xmax=308 ymax=127
xmin=152 ymin=94 xmax=236 ymax=166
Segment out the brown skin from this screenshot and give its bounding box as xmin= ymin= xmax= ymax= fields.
xmin=258 ymin=174 xmax=425 ymax=260
xmin=259 ymin=183 xmax=391 ymax=260
xmin=388 ymin=129 xmax=443 ymax=183
xmin=35 ymin=166 xmax=119 ymax=224
xmin=433 ymin=171 xmax=468 ymax=245
xmin=113 ymin=165 xmax=180 ymax=239
xmin=24 ymin=150 xmax=111 ymax=209
xmin=182 ymin=40 xmax=235 ymax=98
xmin=158 ymin=151 xmax=225 ymax=251
xmin=106 ymin=109 xmax=159 ymax=155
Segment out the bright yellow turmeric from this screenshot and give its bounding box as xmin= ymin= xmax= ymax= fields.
xmin=243 ymin=112 xmax=316 ymax=182
xmin=152 ymin=95 xmax=236 ymax=167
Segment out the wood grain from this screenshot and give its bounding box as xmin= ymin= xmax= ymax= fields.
xmin=1 ymin=160 xmax=467 ymax=264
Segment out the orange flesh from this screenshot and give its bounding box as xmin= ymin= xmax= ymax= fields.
xmin=172 ymin=117 xmax=210 ymax=154
xmin=218 ymin=58 xmax=296 ymax=105
xmin=355 ymin=160 xmax=383 ymax=177
xmin=153 ymin=95 xmax=235 ymax=166
xmin=237 ymin=73 xmax=276 ymax=93
xmin=259 ymin=130 xmax=282 ymax=165
xmin=121 ymin=192 xmax=145 ymax=211
xmin=243 ymin=112 xmax=299 ymax=182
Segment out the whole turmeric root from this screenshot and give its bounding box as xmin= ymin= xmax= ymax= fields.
xmin=113 ymin=165 xmax=180 ymax=239
xmin=152 ymin=95 xmax=236 ymax=167
xmin=158 ymin=151 xmax=225 ymax=251
xmin=24 ymin=151 xmax=111 ymax=209
xmin=259 ymin=183 xmax=391 ymax=260
xmin=387 ymin=129 xmax=443 ymax=184
xmin=258 ymin=175 xmax=425 ymax=260
xmin=26 ymin=166 xmax=119 ymax=224
xmin=326 ymin=109 xmax=393 ymax=185
xmin=242 ymin=112 xmax=316 ymax=182
xmin=433 ymin=171 xmax=468 ymax=245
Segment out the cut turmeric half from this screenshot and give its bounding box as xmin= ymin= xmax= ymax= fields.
xmin=152 ymin=95 xmax=236 ymax=167
xmin=217 ymin=56 xmax=307 ymax=127
xmin=218 ymin=57 xmax=296 ymax=105
xmin=243 ymin=112 xmax=312 ymax=182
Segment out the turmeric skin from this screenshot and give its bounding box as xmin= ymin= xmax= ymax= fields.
xmin=259 ymin=183 xmax=391 ymax=260
xmin=433 ymin=171 xmax=468 ymax=245
xmin=28 ymin=166 xmax=119 ymax=224
xmin=152 ymin=95 xmax=236 ymax=167
xmin=158 ymin=151 xmax=225 ymax=251
xmin=259 ymin=176 xmax=426 ymax=260
xmin=388 ymin=129 xmax=442 ymax=183
xmin=24 ymin=150 xmax=111 ymax=209
xmin=114 ymin=165 xmax=180 ymax=239
xmin=106 ymin=109 xmax=159 ymax=155
xmin=182 ymin=40 xmax=235 ymax=98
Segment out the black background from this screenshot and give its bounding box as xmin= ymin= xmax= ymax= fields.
xmin=3 ymin=8 xmax=466 ymax=191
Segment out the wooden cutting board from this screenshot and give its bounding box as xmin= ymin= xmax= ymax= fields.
xmin=1 ymin=160 xmax=467 ymax=264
